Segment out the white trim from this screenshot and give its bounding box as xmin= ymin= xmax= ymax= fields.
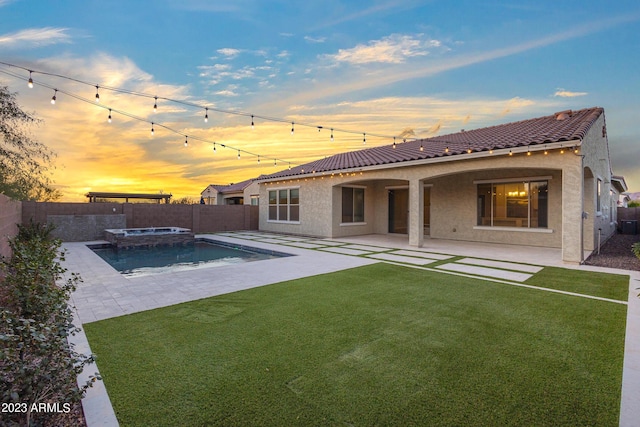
xmin=267 ymin=220 xmax=301 ymax=225
xmin=267 ymin=185 xmax=301 ymax=191
xmin=340 ymin=222 xmax=367 ymax=227
xmin=473 ymin=175 xmax=553 ymax=185
xmin=341 ymin=184 xmax=368 ymax=189
xmin=473 ymin=226 xmax=554 ymax=234
xmin=385 ymin=185 xmax=409 ymax=190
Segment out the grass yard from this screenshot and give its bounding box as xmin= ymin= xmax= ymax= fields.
xmin=84 ymin=263 xmax=628 ymax=426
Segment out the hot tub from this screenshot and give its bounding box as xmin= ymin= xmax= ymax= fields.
xmin=104 ymin=227 xmax=195 ymax=248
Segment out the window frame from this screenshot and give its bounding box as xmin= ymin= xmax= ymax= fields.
xmin=474 ymin=176 xmax=552 ymax=233
xmin=267 ymin=187 xmax=300 ymax=223
xmin=340 ymin=186 xmax=366 ymax=225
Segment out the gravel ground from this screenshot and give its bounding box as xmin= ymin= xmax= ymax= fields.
xmin=584 ymin=233 xmax=640 ymax=271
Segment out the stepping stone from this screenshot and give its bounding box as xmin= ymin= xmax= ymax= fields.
xmin=284 ymin=242 xmax=327 ymax=249
xmin=392 ymin=250 xmax=452 ymax=260
xmin=342 ymin=244 xmax=388 ymax=252
xmin=367 ymin=253 xmax=438 ymax=265
xmin=456 ymin=258 xmax=543 ymax=273
xmin=255 ymin=238 xmax=290 ymax=244
xmin=436 ymin=263 xmax=532 ymax=282
xmin=319 ymin=247 xmax=372 ymax=256
xmin=307 ymin=240 xmax=347 ymax=246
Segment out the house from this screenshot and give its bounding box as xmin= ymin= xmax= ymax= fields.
xmin=200 ymin=178 xmax=260 ymax=205
xmin=257 ymin=107 xmax=625 ymax=264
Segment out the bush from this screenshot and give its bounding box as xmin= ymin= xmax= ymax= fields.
xmin=633 ymin=242 xmax=640 ymax=260
xmin=0 ymin=221 xmax=100 ymax=426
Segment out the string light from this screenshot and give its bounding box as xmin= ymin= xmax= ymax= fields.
xmin=393 ymin=137 xmax=396 ymax=149
xmin=489 ymin=148 xmax=493 ymax=154
xmin=544 ymin=145 xmax=548 ymax=155
xmin=274 ymin=159 xmax=277 ymax=166
xmin=184 ymin=136 xmax=188 ymax=147
xmin=363 ymin=133 xmax=366 ymax=145
xmin=251 ymin=115 xmax=254 ymax=129
xmin=153 ymin=96 xmax=158 ymax=113
xmin=573 ymin=146 xmax=579 ymax=154
xmin=28 ymin=71 xmax=33 ymax=88
xmin=445 ymin=146 xmax=449 ymax=153
xmin=527 ymin=147 xmax=531 ymax=156
xmin=317 ymin=126 xmax=323 ymax=132
xmin=291 ymin=122 xmax=294 ymax=135
xmin=213 ymin=142 xmax=216 ymax=153
xmin=420 ymin=142 xmax=425 ymax=152
xmin=237 ymin=150 xmax=241 ymax=159
xmin=50 ymin=89 xmax=57 ymax=104
xmin=151 ymin=122 xmax=155 ymax=136
xmin=508 ymin=150 xmax=513 ymax=156
xmin=330 ymin=128 xmax=334 ymax=142
xmin=204 ymin=107 xmax=208 ymax=123
xmin=288 ymin=162 xmax=291 ymax=170
xmin=95 ymin=85 xmax=100 ymax=103
xmin=560 ymin=144 xmax=565 ymax=154
xmin=108 ymin=109 xmax=112 ymax=123
xmin=257 ymin=155 xmax=260 ymax=164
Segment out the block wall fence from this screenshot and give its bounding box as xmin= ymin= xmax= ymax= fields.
xmin=0 ymin=194 xmax=22 ymax=259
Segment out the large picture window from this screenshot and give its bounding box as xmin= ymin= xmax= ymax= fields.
xmin=342 ymin=187 xmax=365 ymax=223
xmin=477 ymin=180 xmax=548 ymax=228
xmin=268 ymin=188 xmax=299 ymax=222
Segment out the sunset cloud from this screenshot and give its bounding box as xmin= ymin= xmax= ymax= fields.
xmin=554 ymin=89 xmax=588 ymax=97
xmin=326 ymin=34 xmax=442 ymax=64
xmin=0 ymin=27 xmax=72 ymax=48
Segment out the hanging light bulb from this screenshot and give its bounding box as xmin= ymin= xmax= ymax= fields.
xmin=291 ymin=122 xmax=294 ymax=135
xmin=489 ymin=149 xmax=494 ymax=154
xmin=237 ymin=150 xmax=241 ymax=159
xmin=527 ymin=148 xmax=531 ymax=156
xmin=213 ymin=142 xmax=217 ymax=153
xmin=204 ymin=107 xmax=209 ymax=123
xmin=95 ymin=85 xmax=100 ymax=103
xmin=108 ymin=109 xmax=112 ymax=123
xmin=153 ymin=96 xmax=158 ymax=113
xmin=257 ymin=155 xmax=261 ymax=164
xmin=184 ymin=136 xmax=188 ymax=147
xmin=363 ymin=133 xmax=366 ymax=145
xmin=288 ymin=162 xmax=291 ymax=170
xmin=330 ymin=128 xmax=334 ymax=142
xmin=560 ymin=144 xmax=565 ymax=154
xmin=420 ymin=143 xmax=425 ymax=152
xmin=573 ymin=146 xmax=579 ymax=154
xmin=274 ymin=159 xmax=277 ymax=166
xmin=544 ymin=145 xmax=548 ymax=155
xmin=508 ymin=150 xmax=513 ymax=156
xmin=392 ymin=137 xmax=396 ymax=149
xmin=151 ymin=122 xmax=155 ymax=136
xmin=317 ymin=126 xmax=322 ymax=132
xmin=28 ymin=71 xmax=34 ymax=88
xmin=445 ymin=146 xmax=449 ymax=153
xmin=251 ymin=115 xmax=254 ymax=129
xmin=50 ymin=89 xmax=57 ymax=105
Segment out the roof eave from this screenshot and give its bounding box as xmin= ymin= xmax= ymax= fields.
xmin=258 ymin=140 xmax=582 ymax=183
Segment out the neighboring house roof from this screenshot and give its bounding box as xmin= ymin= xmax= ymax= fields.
xmin=85 ymin=192 xmax=172 ymax=201
xmin=260 ymin=107 xmax=605 ymax=181
xmin=203 ymin=178 xmax=257 ymax=195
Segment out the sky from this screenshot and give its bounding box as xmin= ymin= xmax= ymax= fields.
xmin=0 ymin=0 xmax=639 ymax=202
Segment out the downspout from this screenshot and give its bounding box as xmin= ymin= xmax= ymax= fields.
xmin=578 ymin=152 xmax=586 ymax=264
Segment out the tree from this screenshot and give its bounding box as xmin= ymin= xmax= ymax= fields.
xmin=628 ymin=200 xmax=640 ymax=208
xmin=0 ymin=85 xmax=60 ymax=201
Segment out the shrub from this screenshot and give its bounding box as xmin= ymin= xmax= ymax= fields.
xmin=633 ymin=242 xmax=640 ymax=260
xmin=0 ymin=221 xmax=100 ymax=426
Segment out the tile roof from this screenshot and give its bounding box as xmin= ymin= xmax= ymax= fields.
xmin=208 ymin=177 xmax=256 ymax=194
xmin=260 ymin=107 xmax=604 ymax=181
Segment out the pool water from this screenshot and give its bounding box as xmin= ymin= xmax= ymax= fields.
xmin=90 ymin=240 xmax=288 ymax=278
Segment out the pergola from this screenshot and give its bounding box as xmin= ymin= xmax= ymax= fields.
xmin=85 ymin=192 xmax=172 ymax=203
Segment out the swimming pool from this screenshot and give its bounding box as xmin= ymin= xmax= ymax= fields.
xmin=89 ymin=239 xmax=292 ymax=278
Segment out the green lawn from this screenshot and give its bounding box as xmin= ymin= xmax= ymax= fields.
xmin=84 ymin=263 xmax=628 ymax=426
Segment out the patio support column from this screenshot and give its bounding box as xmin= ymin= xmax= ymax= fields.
xmin=562 ymin=165 xmax=584 ymax=263
xmin=409 ymin=178 xmax=424 ymax=247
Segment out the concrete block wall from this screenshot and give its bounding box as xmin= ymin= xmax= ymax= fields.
xmin=0 ymin=194 xmax=22 ymax=259
xmin=21 ymin=202 xmax=259 ymax=241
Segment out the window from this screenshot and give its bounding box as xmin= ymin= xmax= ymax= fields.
xmin=250 ymin=195 xmax=259 ymax=206
xmin=342 ymin=187 xmax=365 ymax=223
xmin=477 ymin=180 xmax=548 ymax=228
xmin=268 ymin=188 xmax=299 ymax=222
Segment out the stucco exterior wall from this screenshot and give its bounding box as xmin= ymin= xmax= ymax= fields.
xmin=580 ymin=113 xmax=617 ymax=251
